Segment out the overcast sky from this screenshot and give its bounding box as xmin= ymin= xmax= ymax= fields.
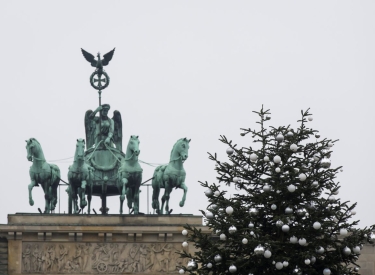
xmin=1 ymin=1 xmax=374 ymax=227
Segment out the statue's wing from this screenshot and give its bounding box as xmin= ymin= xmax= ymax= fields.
xmin=84 ymin=110 xmax=96 ymax=150
xmin=81 ymin=48 xmax=97 ymax=67
xmin=112 ymin=110 xmax=122 ymax=151
xmin=102 ymin=48 xmax=116 ymax=66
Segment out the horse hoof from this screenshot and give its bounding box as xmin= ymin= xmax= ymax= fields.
xmin=29 ymin=199 xmax=34 ymax=206
xmin=179 ymin=201 xmax=184 ymax=207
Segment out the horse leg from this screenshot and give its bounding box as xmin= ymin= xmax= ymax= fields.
xmin=44 ymin=185 xmax=52 ymax=213
xmin=71 ymin=187 xmax=78 ymax=214
xmin=80 ymin=180 xmax=87 ymax=209
xmin=152 ymin=184 xmax=161 ymax=214
xmin=179 ymin=182 xmax=188 ymax=207
xmin=127 ymin=188 xmax=133 ymax=213
xmin=87 ymin=183 xmax=92 ymax=215
xmin=164 ymin=187 xmax=173 ymax=214
xmin=119 ymin=177 xmax=127 ymax=214
xmin=28 ymin=179 xmax=37 ymax=206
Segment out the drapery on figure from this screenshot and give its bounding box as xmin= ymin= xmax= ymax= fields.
xmin=84 ymin=104 xmax=122 ymax=151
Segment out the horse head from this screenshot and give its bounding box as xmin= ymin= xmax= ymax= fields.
xmin=170 ymin=138 xmax=191 ymax=162
xmin=75 ymin=139 xmax=86 ymax=161
xmin=125 ymin=135 xmax=140 ymax=159
xmin=25 ymin=138 xmax=43 ymax=161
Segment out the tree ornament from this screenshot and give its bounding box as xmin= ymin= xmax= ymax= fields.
xmin=290 ymin=144 xmax=298 ymax=152
xmin=214 ymin=191 xmax=220 ymax=197
xmin=340 ymin=228 xmax=348 ymax=236
xmin=343 ymin=246 xmax=351 ymax=255
xmin=220 ymin=234 xmax=226 ymax=241
xmin=182 ymin=241 xmax=188 ymax=248
xmin=353 ymin=246 xmax=361 ymax=254
xmin=250 ymin=153 xmax=258 ymax=161
xmin=282 ymin=225 xmax=290 ymax=232
xmin=276 ymin=262 xmax=283 ymax=270
xmin=204 ymin=189 xmax=213 ymax=197
xmin=214 ymin=254 xmax=222 ymax=262
xmin=179 ymin=269 xmax=185 ymax=274
xmin=229 ymin=265 xmax=237 ymax=273
xmin=305 ymin=259 xmax=311 ymax=265
xmin=254 ymin=245 xmax=265 ymax=255
xmin=233 ymin=177 xmax=240 ymax=183
xmin=264 ymin=250 xmax=272 ymax=258
xmin=242 ymin=238 xmax=248 ymax=244
xmin=285 ymin=207 xmax=293 ymax=214
xmin=370 ymin=232 xmax=375 ymax=240
xmin=328 ymin=196 xmax=335 ymax=202
xmin=264 ymin=156 xmax=270 ymax=162
xmin=299 ymin=173 xmax=307 ymax=181
xmin=182 ymin=229 xmax=188 ymax=236
xmin=263 ymin=184 xmax=271 ymax=192
xmin=332 ymin=190 xmax=339 ymax=195
xmin=226 ymin=148 xmax=234 ymax=155
xmin=311 ymin=256 xmax=316 ymax=264
xmin=323 ymin=268 xmax=331 ymax=275
xmin=296 ymin=209 xmax=306 ymax=216
xmin=249 ymin=208 xmax=259 ymax=216
xmin=308 ymin=116 xmax=313 ymax=121
xmin=313 ymin=222 xmax=321 ymax=230
xmin=354 ymin=267 xmax=360 ymax=272
xmin=275 ymin=167 xmax=281 ymax=173
xmin=290 ymin=236 xmax=298 ymax=244
xmin=210 ymin=204 xmax=218 ymax=210
xmin=298 ymin=238 xmax=307 ymax=246
xmin=273 ymin=155 xmax=281 ymax=163
xmin=229 ymin=225 xmax=237 ymax=234
xmin=226 ymin=206 xmax=234 ymax=215
xmin=320 ymin=158 xmax=331 ymax=169
xmin=276 ymin=220 xmax=284 ymax=227
xmin=287 ymin=131 xmax=293 ymax=137
xmin=207 ymin=263 xmax=213 ymax=269
xmin=283 ymin=261 xmax=289 ymax=267
xmin=288 ymin=184 xmax=296 ymax=192
xmin=312 ymin=181 xmax=319 ymax=187
xmin=351 ymin=210 xmax=356 ymax=215
xmin=250 ymin=231 xmax=254 ymax=235
xmin=271 ymin=204 xmax=277 ymax=210
xmin=206 ymin=212 xmax=214 ymax=219
xmin=248 ymin=222 xmax=254 ymax=228
xmin=276 ymin=134 xmax=284 ymax=142
xmin=187 ymin=259 xmax=198 ymax=271
xmin=293 ymin=266 xmax=302 ymax=275
xmin=316 ymin=246 xmax=325 ymax=254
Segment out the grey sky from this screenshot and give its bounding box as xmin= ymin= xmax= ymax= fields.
xmin=1 ymin=1 xmax=374 ymax=227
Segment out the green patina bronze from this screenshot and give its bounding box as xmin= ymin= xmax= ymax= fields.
xmin=152 ymin=138 xmax=190 ymax=214
xmin=67 ymin=139 xmax=94 ymax=214
xmin=26 ymin=138 xmax=61 ymax=213
xmin=118 ymin=136 xmax=143 ymax=214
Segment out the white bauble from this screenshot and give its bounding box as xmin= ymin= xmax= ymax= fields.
xmin=206 ymin=212 xmax=214 ymax=219
xmin=228 ymin=226 xmax=237 ymax=234
xmin=328 ymin=142 xmax=334 ymax=147
xmin=328 ymin=196 xmax=335 ymax=202
xmin=242 ymin=238 xmax=248 ymax=244
xmin=316 ymin=246 xmax=325 ymax=254
xmin=276 ymin=220 xmax=283 ymax=227
xmin=226 ymin=206 xmax=234 ymax=215
xmin=285 ymin=207 xmax=293 ymax=214
xmin=275 ymin=167 xmax=281 ymax=173
xmin=220 ymin=234 xmax=226 ymax=241
xmin=229 ymin=265 xmax=237 ymax=273
xmin=288 ymin=184 xmax=296 ymax=192
xmin=226 ymin=148 xmax=234 ymax=155
xmin=283 ymin=261 xmax=289 ymax=267
xmin=204 ymin=189 xmax=213 ymax=197
xmin=275 ymin=262 xmax=283 ymax=270
xmin=263 ymin=184 xmax=271 ymax=192
xmin=351 ymin=210 xmax=357 ymax=215
xmin=214 ymin=191 xmax=220 ymax=197
xmin=332 ymin=190 xmax=339 ymax=195
xmin=271 ymin=204 xmax=277 ymax=210
xmin=313 ymin=222 xmax=321 ymax=230
xmin=248 ymin=222 xmax=254 ymax=228
xmin=343 ymin=246 xmax=351 ymax=255
xmin=254 ymin=245 xmax=265 ymax=255
xmin=353 ymin=246 xmax=361 ymax=254
xmin=264 ymin=156 xmax=270 ymax=162
xmin=312 ymin=181 xmax=319 ymax=187
xmin=340 ymin=229 xmax=348 ymax=236
xmin=311 ymin=256 xmax=316 ymax=264
xmin=299 ymin=173 xmax=307 ymax=181
xmin=264 ymin=250 xmax=272 ymax=258
xmin=290 ymin=236 xmax=298 ymax=243
xmin=273 ymin=155 xmax=281 ymax=163
xmin=290 ymin=144 xmax=298 ymax=152
xmin=233 ymin=177 xmax=240 ymax=183
xmin=298 ymin=238 xmax=306 ymax=245
xmin=207 ymin=263 xmax=213 ymax=268
xmin=250 ymin=153 xmax=258 ymax=161
xmin=182 ymin=241 xmax=188 ymax=247
xmin=182 ymin=229 xmax=188 ymax=236
xmin=276 ymin=134 xmax=284 ymax=142
xmin=308 ymin=116 xmax=313 ymax=121
xmin=323 ymin=268 xmax=331 ymax=275
xmin=304 ymin=259 xmax=311 ymax=265
xmin=179 ymin=269 xmax=185 ymax=274
xmin=214 ymin=254 xmax=222 ymax=262
xmin=187 ymin=260 xmax=197 ymax=271
xmin=287 ymin=131 xmax=293 ymax=137
xmin=282 ymin=225 xmax=290 ymax=232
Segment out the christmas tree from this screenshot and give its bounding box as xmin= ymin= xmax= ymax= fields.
xmin=179 ymin=107 xmax=374 ymax=275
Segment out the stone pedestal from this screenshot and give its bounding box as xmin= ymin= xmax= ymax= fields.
xmin=0 ymin=214 xmax=208 ymax=275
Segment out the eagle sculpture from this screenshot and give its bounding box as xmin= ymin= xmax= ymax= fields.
xmin=81 ymin=48 xmax=115 ymax=74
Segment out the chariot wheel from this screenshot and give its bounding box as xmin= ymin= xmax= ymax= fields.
xmin=97 ymin=262 xmax=107 ymax=273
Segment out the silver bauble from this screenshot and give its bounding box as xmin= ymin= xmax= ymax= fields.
xmin=315 ymin=134 xmax=320 ymax=138
xmin=282 ymin=225 xmax=290 ymax=232
xmin=312 ymin=181 xmax=319 ymax=187
xmin=226 ymin=206 xmax=234 ymax=215
xmin=296 ymin=209 xmax=306 ymax=216
xmin=290 ymin=236 xmax=298 ymax=243
xmin=228 ymin=225 xmax=237 ymax=234
xmin=276 ymin=134 xmax=284 ymax=142
xmin=276 ymin=262 xmax=283 ymax=270
xmin=304 ymin=259 xmax=311 ymax=265
xmin=263 ymin=184 xmax=271 ymax=192
xmin=264 ymin=250 xmax=272 ymax=258
xmin=187 ymin=260 xmax=197 ymax=271
xmin=211 ymin=204 xmax=218 ymax=210
xmin=320 ymin=158 xmax=331 ymax=169
xmin=242 ymin=238 xmax=248 ymax=244
xmin=354 ymin=267 xmax=360 ymax=272
xmin=343 ymin=246 xmax=351 ymax=255
xmin=353 ymin=246 xmax=361 ymax=254
xmin=271 ymin=204 xmax=277 ymax=210
xmin=287 ymin=131 xmax=293 ymax=137
xmin=248 ymin=222 xmax=254 ymax=228
xmin=311 ymin=256 xmax=316 ymax=264
xmin=214 ymin=254 xmax=222 ymax=262
xmin=285 ymin=207 xmax=293 ymax=214
xmin=254 ymin=245 xmax=265 ymax=255
xmin=283 ymin=261 xmax=289 ymax=267
xmin=323 ymin=268 xmax=331 ymax=275
xmin=226 ymin=148 xmax=234 ymax=155
xmin=249 ymin=208 xmax=259 ymax=216
xmin=276 ymin=220 xmax=284 ymax=227
xmin=316 ymin=246 xmax=325 ymax=254
xmin=250 ymin=153 xmax=258 ymax=161
xmin=229 ymin=265 xmax=237 ymax=273
xmin=204 ymin=189 xmax=213 ymax=197
xmin=293 ymin=266 xmax=302 ymax=275
xmin=219 ymin=234 xmax=226 ymax=241
xmin=207 ymin=263 xmax=213 ymax=269
xmin=233 ymin=177 xmax=240 ymax=183
xmin=206 ymin=212 xmax=214 ymax=219
xmin=179 ymin=269 xmax=185 ymax=274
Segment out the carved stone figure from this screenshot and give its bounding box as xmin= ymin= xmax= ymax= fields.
xmin=58 ymin=245 xmax=68 ymax=272
xmin=26 ymin=138 xmax=60 ymax=213
xmin=84 ymin=104 xmax=122 ymax=151
xmin=67 ymin=139 xmax=94 ymax=214
xmin=117 ymin=136 xmax=143 ymax=214
xmin=152 ymin=138 xmax=191 ymax=214
xmin=22 ymin=244 xmax=31 ymax=272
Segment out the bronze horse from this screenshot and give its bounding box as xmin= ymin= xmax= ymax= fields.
xmin=152 ymin=138 xmax=190 ymax=214
xmin=26 ymin=138 xmax=60 ymax=213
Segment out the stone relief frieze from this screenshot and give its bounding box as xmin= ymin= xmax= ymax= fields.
xmin=22 ymin=242 xmax=187 ymax=274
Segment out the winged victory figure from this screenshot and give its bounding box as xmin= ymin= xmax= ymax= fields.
xmin=81 ymin=48 xmax=115 ymax=74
